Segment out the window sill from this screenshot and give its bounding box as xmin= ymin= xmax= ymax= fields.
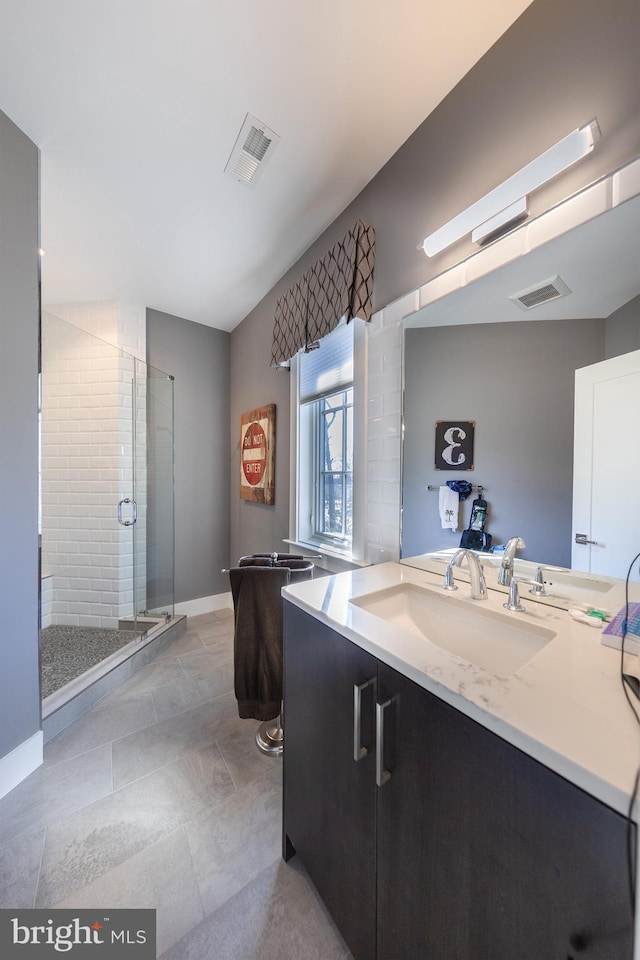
xmin=283 ymin=539 xmax=370 ymax=575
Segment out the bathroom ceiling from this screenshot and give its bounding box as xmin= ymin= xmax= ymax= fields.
xmin=0 ymin=0 xmax=532 ymax=332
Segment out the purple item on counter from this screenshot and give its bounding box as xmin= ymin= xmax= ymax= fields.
xmin=602 ymin=603 xmax=640 ymax=639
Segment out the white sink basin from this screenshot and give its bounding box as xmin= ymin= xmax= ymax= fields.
xmin=350 ymin=583 xmax=556 ymax=676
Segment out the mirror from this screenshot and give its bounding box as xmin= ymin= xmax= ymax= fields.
xmin=400 ymin=187 xmax=640 ymax=606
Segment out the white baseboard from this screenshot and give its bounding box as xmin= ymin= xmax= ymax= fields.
xmin=0 ymin=730 xmax=43 ymax=800
xmin=174 ymin=591 xmax=232 ymax=617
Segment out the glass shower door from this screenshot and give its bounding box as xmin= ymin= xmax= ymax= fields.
xmin=40 ymin=312 xmax=175 ymax=700
xmin=40 ymin=313 xmax=138 ymax=697
xmin=133 ymin=359 xmax=175 ymax=621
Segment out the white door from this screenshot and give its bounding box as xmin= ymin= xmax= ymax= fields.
xmin=572 ymin=349 xmax=640 ymax=580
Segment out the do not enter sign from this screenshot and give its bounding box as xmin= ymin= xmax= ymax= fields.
xmin=239 ymin=404 xmax=276 ymax=505
xmin=242 ymin=421 xmax=267 ymax=485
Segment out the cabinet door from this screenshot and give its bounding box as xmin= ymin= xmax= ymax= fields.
xmin=283 ymin=603 xmax=378 ymax=960
xmin=376 ymin=662 xmax=474 ymax=959
xmin=376 ymin=662 xmax=634 ymax=960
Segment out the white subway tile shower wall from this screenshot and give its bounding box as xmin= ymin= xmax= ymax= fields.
xmin=41 ymin=305 xmax=147 ymax=628
xmin=49 ymin=301 xmax=147 ymax=364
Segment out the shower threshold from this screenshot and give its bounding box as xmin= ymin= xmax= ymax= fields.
xmin=41 ymin=614 xmax=187 ymax=742
xmin=118 ymin=611 xmax=172 ymax=633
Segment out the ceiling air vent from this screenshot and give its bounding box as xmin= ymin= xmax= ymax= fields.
xmin=509 ymin=274 xmax=572 ymax=311
xmin=224 ymin=113 xmax=281 ymax=187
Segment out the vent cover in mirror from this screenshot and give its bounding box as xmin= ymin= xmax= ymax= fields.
xmin=509 ymin=274 xmax=572 ymax=310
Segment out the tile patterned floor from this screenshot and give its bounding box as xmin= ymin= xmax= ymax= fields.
xmin=0 ymin=610 xmax=351 ymax=959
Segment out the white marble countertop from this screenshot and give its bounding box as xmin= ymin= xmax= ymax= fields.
xmin=283 ymin=562 xmax=640 ymax=821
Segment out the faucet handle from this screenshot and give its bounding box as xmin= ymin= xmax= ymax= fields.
xmin=528 ymin=566 xmax=548 ymax=597
xmin=503 ymin=575 xmax=541 ymax=612
xmin=504 ymin=577 xmax=525 ymax=612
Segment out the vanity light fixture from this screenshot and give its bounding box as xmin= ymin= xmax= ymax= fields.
xmin=420 ymin=118 xmax=600 ymax=257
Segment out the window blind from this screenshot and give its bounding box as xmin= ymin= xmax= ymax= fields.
xmin=299 ymin=321 xmax=353 ymax=404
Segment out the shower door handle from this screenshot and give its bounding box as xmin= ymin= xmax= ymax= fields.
xmin=117 ymin=498 xmax=137 ymax=526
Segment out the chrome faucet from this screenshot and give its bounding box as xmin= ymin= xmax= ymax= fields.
xmin=442 ymin=549 xmax=488 ymax=600
xmin=497 ymin=537 xmax=526 ymax=586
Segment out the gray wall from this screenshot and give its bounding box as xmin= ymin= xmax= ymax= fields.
xmin=402 ymin=319 xmax=605 ymax=567
xmin=146 ymin=309 xmax=230 ymax=603
xmin=230 ymin=323 xmax=291 ymax=561
xmin=606 ymin=294 xmax=640 ymax=359
xmin=229 ymin=0 xmax=640 ymax=566
xmin=0 ymin=110 xmax=41 ymax=761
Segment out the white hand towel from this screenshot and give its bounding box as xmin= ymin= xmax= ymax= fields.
xmin=439 ymin=485 xmax=459 ymax=531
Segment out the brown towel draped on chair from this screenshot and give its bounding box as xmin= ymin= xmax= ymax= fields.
xmin=229 ymin=559 xmax=313 ymax=721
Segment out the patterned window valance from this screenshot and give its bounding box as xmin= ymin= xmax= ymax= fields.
xmin=271 ymin=219 xmax=375 ymax=366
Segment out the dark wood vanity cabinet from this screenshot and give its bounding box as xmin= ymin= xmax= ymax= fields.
xmin=375 ymin=662 xmax=633 ymax=960
xmin=283 ymin=602 xmax=634 ymax=960
xmin=282 ymin=600 xmax=378 ymax=958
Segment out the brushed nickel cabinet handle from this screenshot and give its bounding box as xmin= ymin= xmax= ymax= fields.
xmin=353 ymin=678 xmax=375 ymax=762
xmin=376 ymin=699 xmax=392 ymax=787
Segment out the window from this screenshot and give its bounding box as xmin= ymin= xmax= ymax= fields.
xmin=314 ymin=387 xmax=353 ymax=544
xmin=296 ymin=322 xmax=355 ymax=553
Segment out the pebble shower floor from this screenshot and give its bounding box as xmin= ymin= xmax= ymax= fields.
xmin=40 ymin=625 xmax=142 ymax=698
